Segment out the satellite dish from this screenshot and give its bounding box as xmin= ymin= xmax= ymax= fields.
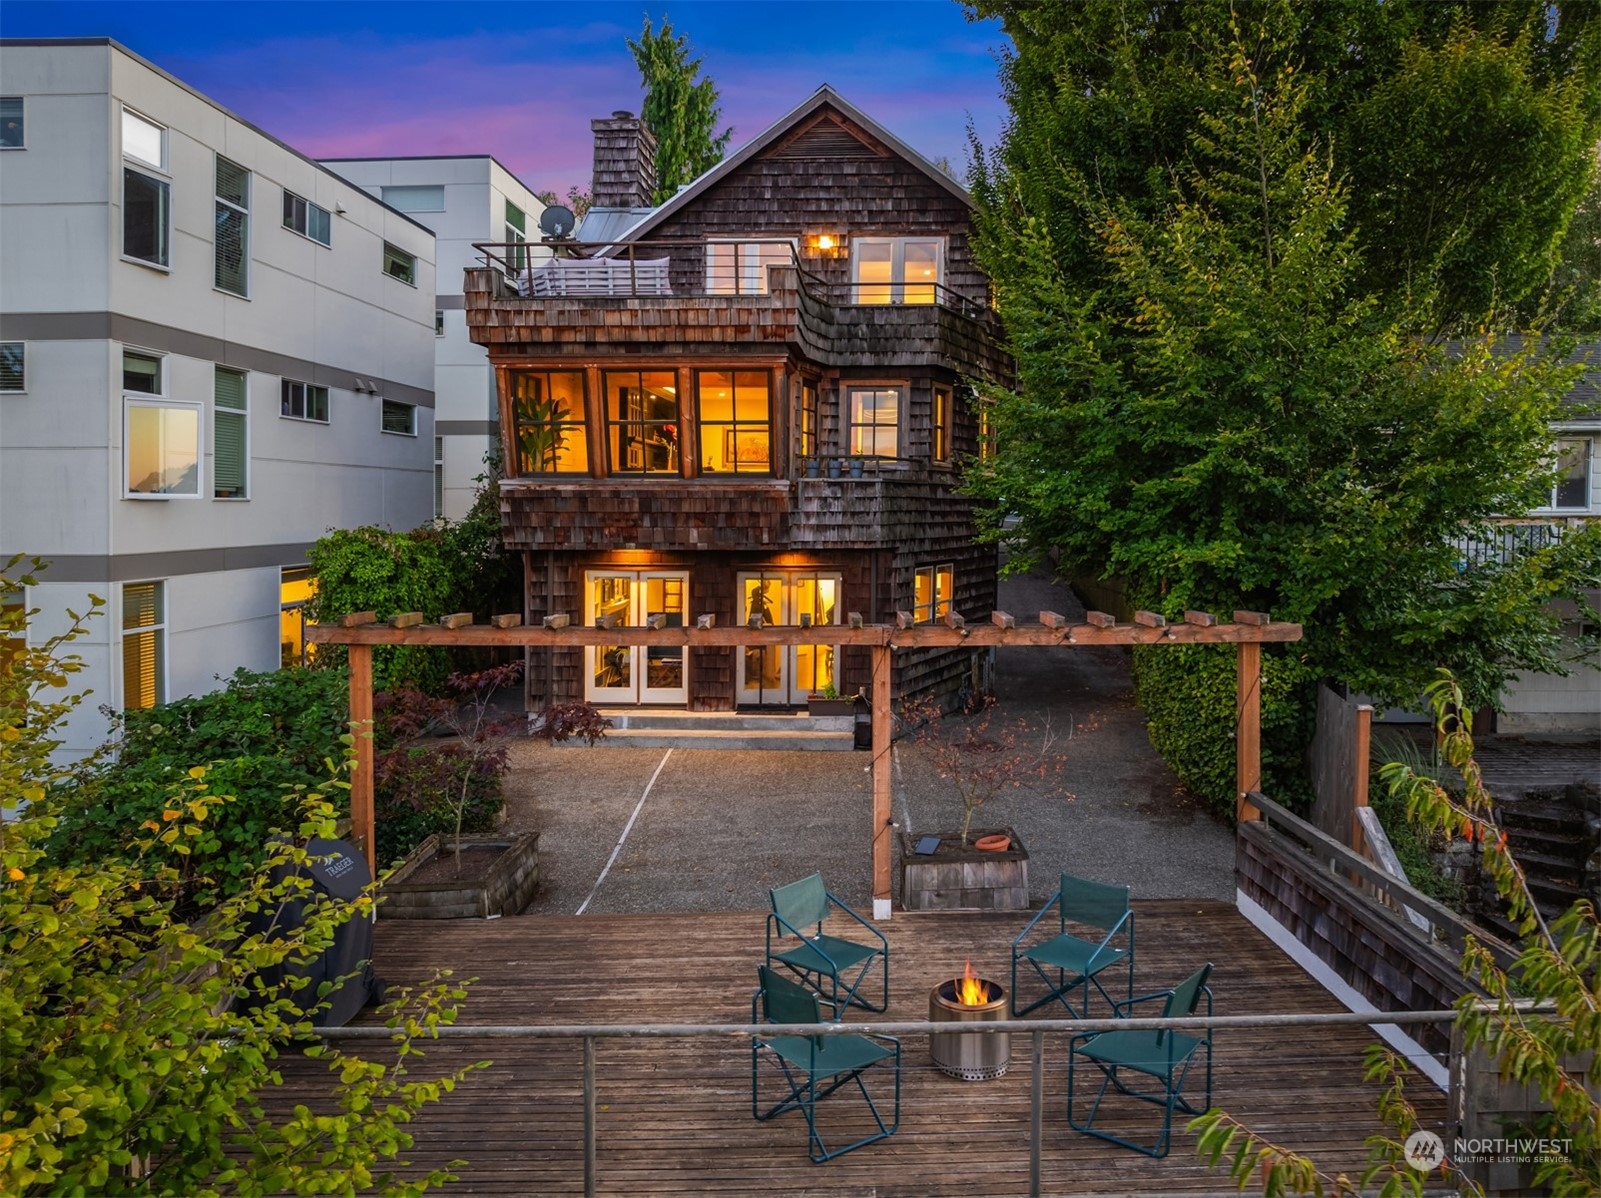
xmin=539 ymin=205 xmax=576 ymax=238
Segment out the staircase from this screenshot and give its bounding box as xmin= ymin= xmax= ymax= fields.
xmin=1495 ymin=796 xmax=1599 ymax=922
xmin=553 ymin=710 xmax=858 ymax=752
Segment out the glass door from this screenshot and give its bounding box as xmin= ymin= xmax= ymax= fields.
xmin=736 ymin=572 xmax=841 ymax=705
xmin=585 ymin=570 xmax=689 ymax=704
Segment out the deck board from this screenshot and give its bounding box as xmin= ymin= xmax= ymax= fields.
xmin=277 ymin=901 xmax=1450 ymax=1195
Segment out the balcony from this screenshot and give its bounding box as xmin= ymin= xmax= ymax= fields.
xmin=464 ymin=239 xmax=1009 ymax=381
xmin=1450 ymin=516 xmax=1593 ymax=568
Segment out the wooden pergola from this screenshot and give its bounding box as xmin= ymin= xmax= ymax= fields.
xmin=308 ymin=607 xmax=1302 ymax=915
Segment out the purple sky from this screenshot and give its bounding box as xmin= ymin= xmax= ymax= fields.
xmin=2 ymin=1 xmax=1012 ymax=196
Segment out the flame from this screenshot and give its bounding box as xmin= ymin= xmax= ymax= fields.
xmin=956 ymin=960 xmax=990 ymax=1006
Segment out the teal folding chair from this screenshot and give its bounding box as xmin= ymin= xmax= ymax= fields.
xmin=751 ymin=965 xmax=901 ymax=1163
xmin=1011 ymin=872 xmax=1134 ymax=1017
xmin=1067 ymin=963 xmax=1213 ymax=1158
xmin=766 ymin=873 xmax=889 ymax=1017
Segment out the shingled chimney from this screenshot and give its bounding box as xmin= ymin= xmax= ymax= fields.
xmin=591 ymin=111 xmax=658 ymax=209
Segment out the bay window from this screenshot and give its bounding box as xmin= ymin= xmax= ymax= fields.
xmin=847 ymin=386 xmax=900 ymax=458
xmin=511 ymin=370 xmax=589 ymax=473
xmin=606 ymin=371 xmax=679 ymax=475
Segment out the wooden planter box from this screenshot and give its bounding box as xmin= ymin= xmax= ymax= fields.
xmin=807 ymin=696 xmax=858 ymax=717
xmin=380 ymin=831 xmax=540 ymax=920
xmin=900 ymin=829 xmax=1029 ymax=911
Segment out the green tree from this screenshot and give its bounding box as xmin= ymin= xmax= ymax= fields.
xmin=0 ymin=558 xmax=483 ymax=1195
xmin=965 ymin=4 xmax=1601 ymax=810
xmin=628 ymin=16 xmax=733 ymax=205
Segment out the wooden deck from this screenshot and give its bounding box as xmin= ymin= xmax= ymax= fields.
xmin=280 ymin=901 xmax=1450 ymax=1196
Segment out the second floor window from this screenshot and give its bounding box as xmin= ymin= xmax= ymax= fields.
xmin=848 ymin=386 xmax=900 ymax=458
xmin=0 ymin=342 xmax=23 ymax=392
xmin=213 ymin=366 xmax=248 ymax=498
xmin=283 ymin=191 xmax=331 ymax=246
xmin=932 ymin=386 xmax=951 ymax=463
xmin=606 ymin=371 xmax=679 ymax=475
xmin=511 ymin=370 xmax=589 ymax=473
xmin=506 ymin=201 xmax=528 ymax=273
xmin=799 ymin=380 xmax=818 ymax=458
xmin=124 ymin=351 xmax=200 ymax=498
xmin=2 ymin=97 xmax=24 ymax=149
xmin=281 ymin=379 xmax=328 ymax=423
xmin=697 ymin=370 xmax=771 ymax=475
xmin=1551 ymin=437 xmax=1592 ymax=510
xmin=122 ymin=109 xmax=169 ymax=268
xmin=978 ymin=401 xmax=997 ymax=462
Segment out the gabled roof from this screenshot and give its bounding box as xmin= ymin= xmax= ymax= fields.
xmin=619 ymin=84 xmax=972 ymax=243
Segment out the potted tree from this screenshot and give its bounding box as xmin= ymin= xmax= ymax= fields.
xmin=899 ymin=697 xmax=1068 ymax=911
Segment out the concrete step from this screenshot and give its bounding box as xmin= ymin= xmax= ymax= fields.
xmin=569 ymin=726 xmax=856 ymax=752
xmin=599 ymin=711 xmax=854 ymax=733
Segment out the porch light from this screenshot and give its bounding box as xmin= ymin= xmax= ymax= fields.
xmin=804 ymin=230 xmax=847 ymax=258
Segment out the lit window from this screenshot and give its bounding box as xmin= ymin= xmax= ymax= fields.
xmin=213 ymin=366 xmax=248 ymax=498
xmin=705 ymin=241 xmax=792 ymax=295
xmin=851 ymin=237 xmax=943 ymax=304
xmin=122 ymin=581 xmax=165 ymax=710
xmin=1551 ymin=438 xmax=1592 ymax=510
xmin=123 ymin=351 xmax=199 ymax=498
xmin=605 ymin=371 xmax=678 ymax=475
xmin=697 ymin=370 xmax=771 ymax=475
xmin=0 ymin=342 xmax=23 ymax=392
xmin=282 ymin=190 xmax=331 ymax=246
xmin=214 ymin=155 xmax=250 ymax=296
xmin=280 ymin=567 xmax=317 ymax=669
xmin=281 ymin=379 xmax=328 ymax=423
xmin=932 ymin=386 xmax=951 ymax=463
xmin=381 ymin=399 xmax=416 ymax=436
xmin=380 ymin=184 xmax=444 ymax=212
xmin=848 ymin=387 xmax=900 ymax=458
xmin=1 ymin=97 xmax=23 ymax=149
xmin=511 ymin=371 xmax=589 ymax=474
xmin=978 ymin=401 xmax=997 ymax=461
xmin=913 ymin=564 xmax=954 ymax=624
xmin=383 ymin=242 xmax=416 ymax=285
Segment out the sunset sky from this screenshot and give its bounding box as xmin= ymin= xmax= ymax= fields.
xmin=1 ymin=1 xmax=1012 ymax=196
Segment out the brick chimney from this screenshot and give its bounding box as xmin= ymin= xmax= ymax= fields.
xmin=591 ymin=111 xmax=658 ymax=209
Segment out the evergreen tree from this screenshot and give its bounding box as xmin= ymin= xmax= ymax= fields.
xmin=628 ymin=17 xmax=733 ymax=205
xmin=965 ymin=3 xmax=1601 ymax=810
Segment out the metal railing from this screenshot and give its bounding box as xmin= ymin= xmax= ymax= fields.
xmin=1449 ymin=519 xmax=1574 ymax=568
xmin=472 ymin=238 xmax=992 ymax=318
xmin=320 ymin=1006 xmax=1465 ymax=1198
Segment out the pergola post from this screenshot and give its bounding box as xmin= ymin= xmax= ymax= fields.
xmin=1235 ymin=642 xmax=1261 ymax=822
xmin=349 ymin=643 xmax=376 ymax=876
xmin=871 ymin=644 xmax=893 ymax=920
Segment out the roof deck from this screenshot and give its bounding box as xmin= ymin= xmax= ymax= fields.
xmin=280 ymin=902 xmax=1450 ymax=1195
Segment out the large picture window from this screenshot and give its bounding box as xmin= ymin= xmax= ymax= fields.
xmin=847 ymin=386 xmax=900 ymax=458
xmin=214 ymin=155 xmax=250 ymax=295
xmin=124 ymin=351 xmax=200 ymax=498
xmin=851 ymin=237 xmax=942 ymax=304
xmin=697 ymin=370 xmax=771 ymax=475
xmin=605 ymin=371 xmax=679 ymax=475
xmin=122 ymin=581 xmax=165 ymax=710
xmin=511 ymin=370 xmax=589 ymax=473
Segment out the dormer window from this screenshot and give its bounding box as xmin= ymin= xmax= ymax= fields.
xmin=851 ymin=237 xmax=943 ymax=304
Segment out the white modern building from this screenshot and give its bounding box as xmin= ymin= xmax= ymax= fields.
xmin=319 ymin=156 xmax=552 ymax=521
xmin=0 ymin=38 xmax=437 ymax=757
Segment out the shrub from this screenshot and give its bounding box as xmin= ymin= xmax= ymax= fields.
xmin=1132 ymin=643 xmax=1317 ymax=820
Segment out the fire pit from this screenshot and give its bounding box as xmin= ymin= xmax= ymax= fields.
xmin=929 ymin=962 xmax=1010 ymax=1081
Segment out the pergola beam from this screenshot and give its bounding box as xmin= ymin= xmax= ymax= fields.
xmin=310 ymin=613 xmax=1303 ymax=904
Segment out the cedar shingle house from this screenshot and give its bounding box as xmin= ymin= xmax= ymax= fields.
xmin=464 ymin=87 xmax=1009 ymax=712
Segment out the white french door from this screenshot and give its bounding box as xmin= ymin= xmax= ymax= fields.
xmin=585 ymin=570 xmax=689 ymax=704
xmin=736 ymin=572 xmax=842 ymax=706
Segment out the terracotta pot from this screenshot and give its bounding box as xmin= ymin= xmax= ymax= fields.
xmin=974 ymin=833 xmax=1012 ymax=852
